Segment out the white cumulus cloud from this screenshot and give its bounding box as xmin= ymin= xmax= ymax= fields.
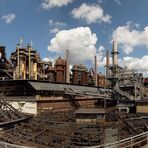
xmin=97 ymin=45 xmax=105 ymax=63
xmin=72 ymin=3 xmax=111 ymax=24
xmin=48 ymin=19 xmax=67 ymax=27
xmin=42 ymin=57 xmax=56 ymax=65
xmin=50 ymin=28 xmax=60 ymax=34
xmin=121 ymin=56 xmax=148 ymax=75
xmin=114 ymin=0 xmax=122 ymax=6
xmin=49 ymin=19 xmax=67 ymax=34
xmin=41 ymin=0 xmax=73 ymax=9
xmin=2 ymin=13 xmax=16 ymax=24
xmin=112 ymin=22 xmax=148 ymax=54
xmin=48 ymin=27 xmax=98 ymax=64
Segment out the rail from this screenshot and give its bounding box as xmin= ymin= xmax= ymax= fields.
xmin=88 ymin=130 xmax=148 ymax=148
xmin=1 ymin=126 xmax=148 ymax=147
xmin=0 ymin=141 xmax=29 ymax=148
xmin=1 ymin=130 xmax=148 ymax=148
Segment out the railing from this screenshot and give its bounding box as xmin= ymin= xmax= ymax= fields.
xmin=0 ymin=141 xmax=30 ymax=148
xmin=88 ymin=131 xmax=148 ymax=148
xmin=0 ymin=130 xmax=148 ymax=148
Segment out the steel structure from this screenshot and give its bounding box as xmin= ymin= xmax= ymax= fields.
xmin=0 ymin=94 xmax=30 ymax=129
xmin=106 ymin=41 xmax=144 ymax=101
xmin=0 ymin=40 xmax=147 ymax=148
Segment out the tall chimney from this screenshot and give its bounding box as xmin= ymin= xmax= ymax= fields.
xmin=66 ymin=50 xmax=70 ymax=83
xmin=94 ymin=55 xmax=98 ymax=87
xmin=106 ymin=50 xmax=110 ymax=77
xmin=112 ymin=41 xmax=119 ymax=65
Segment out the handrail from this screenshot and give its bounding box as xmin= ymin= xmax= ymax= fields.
xmin=0 ymin=141 xmax=31 ymax=148
xmin=88 ymin=131 xmax=148 ymax=148
xmin=1 ymin=128 xmax=148 ymax=148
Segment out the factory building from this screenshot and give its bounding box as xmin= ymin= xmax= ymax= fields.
xmin=143 ymin=78 xmax=148 ymax=99
xmin=144 ymin=78 xmax=148 ymax=87
xmin=10 ymin=44 xmax=47 ymax=80
xmin=75 ymin=108 xmax=106 ymax=124
xmin=106 ymin=41 xmax=144 ymax=100
xmin=0 ymin=79 xmax=111 ymax=114
xmin=97 ymin=74 xmax=106 ymax=88
xmin=1 ymin=41 xmax=147 ymax=94
xmin=10 ymin=44 xmax=68 ymax=83
xmin=136 ymin=78 xmax=148 ymax=114
xmin=72 ymin=64 xmax=89 ymax=85
xmin=0 ymin=36 xmax=148 ymax=148
xmin=9 ymin=44 xmax=98 ymax=85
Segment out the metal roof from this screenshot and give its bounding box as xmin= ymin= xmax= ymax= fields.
xmin=28 ymin=82 xmax=64 ymax=91
xmin=28 ymin=81 xmax=99 ymax=92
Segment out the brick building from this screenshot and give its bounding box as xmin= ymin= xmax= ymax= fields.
xmin=72 ymin=64 xmax=89 ymax=85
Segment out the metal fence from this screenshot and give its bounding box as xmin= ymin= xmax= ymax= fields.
xmin=89 ymin=131 xmax=148 ymax=148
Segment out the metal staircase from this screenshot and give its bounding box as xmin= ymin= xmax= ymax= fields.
xmin=114 ymin=85 xmax=133 ymax=100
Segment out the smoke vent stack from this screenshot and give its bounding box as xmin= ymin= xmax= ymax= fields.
xmin=106 ymin=50 xmax=110 ymax=77
xmin=94 ymin=55 xmax=98 ymax=87
xmin=66 ymin=50 xmax=70 ymax=83
xmin=106 ymin=50 xmax=110 ymax=67
xmin=112 ymin=41 xmax=119 ymax=65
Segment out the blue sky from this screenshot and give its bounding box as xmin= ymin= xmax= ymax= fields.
xmin=0 ymin=0 xmax=148 ymax=76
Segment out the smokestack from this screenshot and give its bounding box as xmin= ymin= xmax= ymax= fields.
xmin=112 ymin=41 xmax=119 ymax=65
xmin=106 ymin=50 xmax=110 ymax=77
xmin=94 ymin=55 xmax=98 ymax=87
xmin=106 ymin=50 xmax=110 ymax=66
xmin=66 ymin=50 xmax=70 ymax=83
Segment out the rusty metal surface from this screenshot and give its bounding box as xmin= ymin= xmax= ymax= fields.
xmin=0 ymin=110 xmax=148 ymax=148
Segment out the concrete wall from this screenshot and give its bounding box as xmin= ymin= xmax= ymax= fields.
xmin=8 ymin=101 xmax=37 ymax=115
xmin=37 ymin=101 xmax=73 ymax=111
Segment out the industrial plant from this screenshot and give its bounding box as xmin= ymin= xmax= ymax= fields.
xmin=0 ymin=40 xmax=148 ymax=148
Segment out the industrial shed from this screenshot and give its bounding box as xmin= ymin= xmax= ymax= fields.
xmin=75 ymin=108 xmax=106 ymax=123
xmin=0 ymin=80 xmax=112 ymax=115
